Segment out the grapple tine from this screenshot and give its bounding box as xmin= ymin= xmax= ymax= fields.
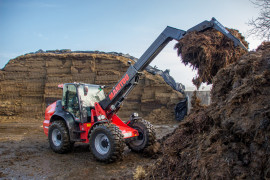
xmin=210 ymin=17 xmax=248 ymax=51
xmin=186 ymin=17 xmax=248 ymax=51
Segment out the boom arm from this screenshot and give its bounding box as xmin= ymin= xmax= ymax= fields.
xmin=99 ymin=17 xmax=248 ymax=113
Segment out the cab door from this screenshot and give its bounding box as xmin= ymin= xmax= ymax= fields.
xmin=62 ymin=84 xmax=81 ymax=121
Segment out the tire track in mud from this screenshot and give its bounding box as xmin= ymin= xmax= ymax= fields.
xmin=0 ymin=121 xmax=177 ymax=179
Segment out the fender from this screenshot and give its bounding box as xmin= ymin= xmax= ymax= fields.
xmin=50 ymin=100 xmax=80 ymax=141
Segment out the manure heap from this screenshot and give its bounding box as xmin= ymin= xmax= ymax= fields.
xmin=148 ymin=42 xmax=270 ymax=179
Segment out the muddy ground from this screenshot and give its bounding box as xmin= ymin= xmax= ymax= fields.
xmin=0 ymin=118 xmax=178 ymax=180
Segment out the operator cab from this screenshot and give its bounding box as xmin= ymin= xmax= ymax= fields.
xmin=61 ymin=83 xmax=106 ymax=123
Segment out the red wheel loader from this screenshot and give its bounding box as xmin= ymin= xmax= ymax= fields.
xmin=43 ymin=18 xmax=247 ymax=162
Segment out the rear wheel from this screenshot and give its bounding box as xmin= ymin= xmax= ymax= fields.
xmin=89 ymin=123 xmax=124 ymax=163
xmin=48 ymin=121 xmax=72 ymax=153
xmin=127 ymin=119 xmax=156 ymax=152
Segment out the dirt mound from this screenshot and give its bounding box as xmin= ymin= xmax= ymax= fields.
xmin=175 ymin=28 xmax=248 ymax=88
xmin=147 ymin=42 xmax=270 ymax=179
xmin=144 ymin=106 xmax=175 ymax=125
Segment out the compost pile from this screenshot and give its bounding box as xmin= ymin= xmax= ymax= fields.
xmin=147 ymin=42 xmax=270 ymax=179
xmin=175 ymin=28 xmax=249 ymax=88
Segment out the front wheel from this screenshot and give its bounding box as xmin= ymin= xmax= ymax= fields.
xmin=48 ymin=121 xmax=72 ymax=153
xmin=89 ymin=123 xmax=124 ymax=163
xmin=127 ymin=119 xmax=156 ymax=152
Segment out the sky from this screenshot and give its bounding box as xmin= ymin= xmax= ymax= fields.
xmin=0 ymin=0 xmax=263 ymax=88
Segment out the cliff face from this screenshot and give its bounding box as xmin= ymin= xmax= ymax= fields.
xmin=0 ymin=53 xmax=184 ymax=123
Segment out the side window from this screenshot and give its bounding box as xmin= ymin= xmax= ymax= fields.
xmin=62 ymin=85 xmax=80 ymax=118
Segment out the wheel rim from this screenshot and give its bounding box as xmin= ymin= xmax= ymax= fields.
xmin=95 ymin=133 xmax=110 ymax=155
xmin=52 ymin=129 xmax=62 ymax=146
xmin=132 ymin=128 xmax=145 ymax=146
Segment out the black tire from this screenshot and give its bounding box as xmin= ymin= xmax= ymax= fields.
xmin=89 ymin=123 xmax=124 ymax=163
xmin=48 ymin=120 xmax=72 ymax=154
xmin=127 ymin=119 xmax=156 ymax=152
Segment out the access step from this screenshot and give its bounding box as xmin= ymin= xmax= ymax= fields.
xmin=73 ymin=139 xmax=86 ymax=142
xmin=73 ymin=130 xmax=86 ymax=133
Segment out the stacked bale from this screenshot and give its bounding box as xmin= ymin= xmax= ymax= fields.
xmin=0 ymin=53 xmax=184 ymax=123
xmin=0 ymin=56 xmax=46 ymax=117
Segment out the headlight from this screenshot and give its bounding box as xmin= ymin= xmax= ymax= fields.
xmin=110 ymin=105 xmax=116 ymax=111
xmin=133 ymin=112 xmax=139 ymax=117
xmin=97 ymin=115 xmax=106 ymax=120
xmin=123 ymin=132 xmax=133 ymax=138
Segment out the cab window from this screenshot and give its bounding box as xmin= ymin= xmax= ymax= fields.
xmin=62 ymin=84 xmax=80 ymax=118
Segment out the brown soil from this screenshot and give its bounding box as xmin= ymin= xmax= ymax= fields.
xmin=146 ymin=42 xmax=270 ymax=179
xmin=175 ymin=28 xmax=249 ymax=88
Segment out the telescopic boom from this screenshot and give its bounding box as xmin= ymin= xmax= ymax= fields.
xmin=99 ymin=17 xmax=248 ymax=113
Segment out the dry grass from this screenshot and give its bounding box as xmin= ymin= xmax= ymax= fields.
xmin=133 ymin=166 xmax=146 ymax=180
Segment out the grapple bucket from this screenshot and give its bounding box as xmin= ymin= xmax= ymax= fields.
xmin=187 ymin=17 xmax=248 ymax=51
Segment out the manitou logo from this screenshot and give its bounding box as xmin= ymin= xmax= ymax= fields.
xmin=109 ymin=74 xmax=129 ymax=100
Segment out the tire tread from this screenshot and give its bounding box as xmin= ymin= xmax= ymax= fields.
xmin=89 ymin=123 xmax=124 ymax=163
xmin=48 ymin=120 xmax=72 ymax=154
xmin=127 ymin=119 xmax=156 ymax=152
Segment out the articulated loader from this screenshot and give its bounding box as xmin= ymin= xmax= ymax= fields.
xmin=43 ymin=18 xmax=247 ymax=162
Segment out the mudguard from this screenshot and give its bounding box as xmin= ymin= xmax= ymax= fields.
xmin=49 ymin=100 xmax=80 ymax=141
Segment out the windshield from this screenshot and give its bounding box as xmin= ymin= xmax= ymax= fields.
xmin=78 ymin=84 xmax=106 ymax=107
